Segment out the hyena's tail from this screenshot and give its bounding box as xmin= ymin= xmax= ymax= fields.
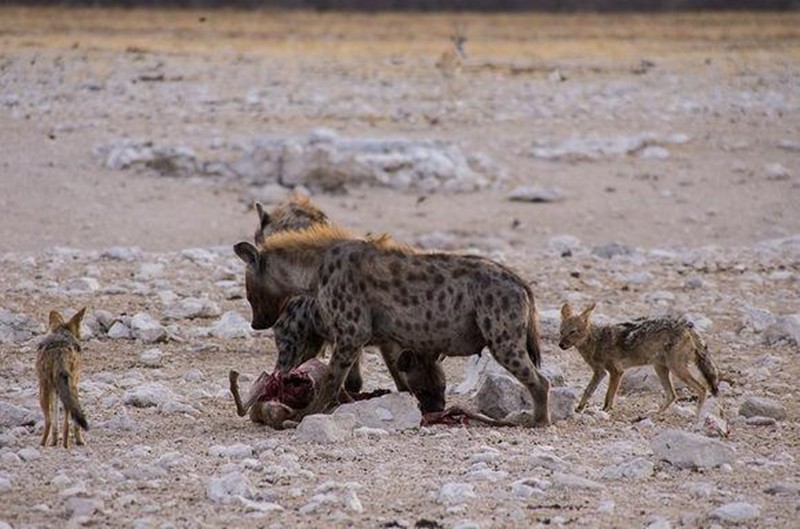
xmin=526 ymin=295 xmax=543 ymax=369
xmin=689 ymin=327 xmax=719 ymax=397
xmin=55 ymin=357 xmax=89 ymax=431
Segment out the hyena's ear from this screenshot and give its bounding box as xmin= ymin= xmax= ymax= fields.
xmin=581 ymin=302 xmax=597 ymax=320
xmin=234 ymin=242 xmax=260 ymax=269
xmin=49 ymin=310 xmax=65 ymax=331
xmin=66 ymin=307 xmax=87 ymax=338
xmin=396 ymin=351 xmax=417 ymax=373
xmin=560 ymin=303 xmax=573 ymax=319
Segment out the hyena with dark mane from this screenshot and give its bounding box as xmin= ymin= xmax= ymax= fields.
xmin=253 ymin=195 xmax=446 ymax=411
xmin=234 ymin=224 xmax=550 ymax=426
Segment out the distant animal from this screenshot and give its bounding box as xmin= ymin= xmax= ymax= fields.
xmin=436 ymin=23 xmax=467 ymax=79
xmin=558 ymin=302 xmax=719 ymax=415
xmin=254 ymin=195 xmax=446 ymax=410
xmin=36 ymin=308 xmax=89 ymax=448
xmin=234 ymin=224 xmax=550 ymax=426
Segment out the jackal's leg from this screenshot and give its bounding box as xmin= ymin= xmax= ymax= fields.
xmin=654 ymin=364 xmax=676 ymax=413
xmin=39 ymin=389 xmax=52 ymax=447
xmin=62 ymin=407 xmax=70 ymax=448
xmin=49 ymin=396 xmax=59 ymax=446
xmin=669 ymin=362 xmax=707 ymax=412
xmin=491 ymin=347 xmax=550 ymax=427
xmin=603 ymin=367 xmax=623 ymax=411
xmin=576 ymin=369 xmax=606 ymax=412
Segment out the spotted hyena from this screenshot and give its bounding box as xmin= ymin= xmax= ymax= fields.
xmin=254 ymin=195 xmax=446 ymax=409
xmin=234 ymin=225 xmax=550 ymax=426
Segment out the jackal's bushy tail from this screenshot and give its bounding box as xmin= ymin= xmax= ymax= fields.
xmin=55 ymin=358 xmax=89 ymax=431
xmin=526 ymin=297 xmax=542 ymax=369
xmin=690 ymin=328 xmax=719 ymax=397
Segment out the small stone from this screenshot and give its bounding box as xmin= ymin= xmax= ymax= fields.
xmin=764 ymin=482 xmax=800 ymax=496
xmin=296 ymin=413 xmax=356 ymax=443
xmin=651 ymin=429 xmax=736 ymax=469
xmin=764 ymin=163 xmax=791 ymax=181
xmin=210 ymin=311 xmax=251 ymax=339
xmin=591 ymin=243 xmax=633 ymax=259
xmin=550 ymin=387 xmax=579 ymax=422
xmin=640 ymin=146 xmax=670 ymax=160
xmin=130 ymin=313 xmax=167 ymax=344
xmin=551 ymin=472 xmax=605 ymax=491
xmin=475 ymin=373 xmax=532 ymax=420
xmin=739 ymin=396 xmax=786 ymax=420
xmin=0 ymin=401 xmax=37 ymax=429
xmin=764 ymin=315 xmax=800 ymax=346
xmin=165 ymin=297 xmax=221 ymax=320
xmin=437 ymin=482 xmax=476 ymax=505
xmin=102 ymin=246 xmax=142 ymax=261
xmin=107 ymin=321 xmax=133 ymax=340
xmin=207 ymin=472 xmax=255 ymax=504
xmin=0 ymin=477 xmax=11 ymax=494
xmin=135 ymin=263 xmax=164 ymax=281
xmin=64 ymin=277 xmax=100 ymax=293
xmin=600 ymin=457 xmax=654 ymax=480
xmin=138 ymin=348 xmax=164 ymax=367
xmin=124 ymin=382 xmax=172 ymax=408
xmin=746 ymin=416 xmax=777 ymax=426
xmin=709 ymin=502 xmax=760 ymax=524
xmin=65 ymin=496 xmax=104 ymax=518
xmin=208 ymin=443 xmax=254 ymax=459
xmin=508 ymin=185 xmax=566 ymax=203
xmin=623 ymin=271 xmax=654 ymax=285
xmin=17 ymin=447 xmax=40 ymax=461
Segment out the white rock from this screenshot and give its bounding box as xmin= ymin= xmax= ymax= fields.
xmin=739 ymin=396 xmax=786 ymax=421
xmin=210 ymin=311 xmax=252 ymax=339
xmin=333 ymin=392 xmax=421 ymax=432
xmin=739 ymin=305 xmax=776 ymax=333
xmin=107 ymin=321 xmax=133 ymax=340
xmin=597 ymin=499 xmax=615 ymax=514
xmin=130 ymin=313 xmax=167 ymax=344
xmin=548 ymin=235 xmax=582 ymax=254
xmin=640 ymin=146 xmax=670 ymax=160
xmin=296 ymin=413 xmax=356 ymax=443
xmin=764 ymin=315 xmax=800 ymax=345
xmin=135 ymin=263 xmax=164 ymax=280
xmin=183 ymin=369 xmax=204 ymax=382
xmin=709 ymin=502 xmax=760 ymax=524
xmin=138 ymin=348 xmax=164 ymax=367
xmin=0 ymin=477 xmax=11 ymax=494
xmin=64 ymin=277 xmax=100 ymax=293
xmin=238 ymin=496 xmax=284 ymax=513
xmin=124 ymin=382 xmax=172 ymax=408
xmin=475 ymin=373 xmax=532 ymax=420
xmin=102 ymin=246 xmax=142 ymax=261
xmin=651 ymin=429 xmax=736 ymax=469
xmin=550 ymin=387 xmax=579 ymax=422
xmin=159 ymin=400 xmax=201 ymax=416
xmin=0 ymin=401 xmax=37 ymax=429
xmin=437 ymin=482 xmax=476 ymax=505
xmin=465 ymin=468 xmax=508 ymax=482
xmin=17 ymin=447 xmax=40 ymax=461
xmin=208 ymin=443 xmax=254 ymax=459
xmin=551 ymin=472 xmax=605 ymax=491
xmin=0 ymin=308 xmax=43 ymax=344
xmin=646 ymin=517 xmax=672 ymax=529
xmin=164 ymin=297 xmax=221 ymax=320
xmin=508 ymin=185 xmax=566 ymax=203
xmin=764 ymin=163 xmax=791 ymax=180
xmin=600 ymin=457 xmax=654 ymax=480
xmin=65 ymin=496 xmax=104 ymax=518
xmin=207 ymin=472 xmax=256 ymax=504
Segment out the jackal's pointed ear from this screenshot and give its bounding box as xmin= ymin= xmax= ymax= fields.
xmin=49 ymin=310 xmax=65 ymax=331
xmin=234 ymin=242 xmax=260 ymax=269
xmin=560 ymin=303 xmax=573 ymax=319
xmin=255 ymin=202 xmax=270 ymax=229
xmin=67 ymin=307 xmax=86 ymax=338
xmin=581 ymin=302 xmax=596 ymax=319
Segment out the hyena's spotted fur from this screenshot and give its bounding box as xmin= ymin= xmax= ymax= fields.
xmin=234 ymin=225 xmax=550 ymax=426
xmin=254 ymin=195 xmax=446 ymax=409
xmin=558 ymin=302 xmax=720 ymax=415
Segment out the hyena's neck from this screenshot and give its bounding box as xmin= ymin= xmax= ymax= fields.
xmin=267 ymin=250 xmax=324 ymax=296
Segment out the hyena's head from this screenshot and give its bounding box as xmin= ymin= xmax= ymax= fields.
xmin=397 ymin=351 xmax=446 ymax=413
xmin=234 ymin=242 xmax=285 ymax=330
xmin=558 ymin=302 xmax=595 ymax=350
xmin=253 ymin=193 xmax=329 ymax=245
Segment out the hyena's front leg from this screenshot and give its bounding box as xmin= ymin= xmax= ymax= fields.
xmin=576 ymin=369 xmax=606 ymax=412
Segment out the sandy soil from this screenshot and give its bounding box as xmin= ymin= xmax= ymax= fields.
xmin=0 ymin=8 xmax=799 ymax=529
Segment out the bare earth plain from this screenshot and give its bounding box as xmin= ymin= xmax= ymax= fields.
xmin=0 ymin=8 xmax=799 ymax=529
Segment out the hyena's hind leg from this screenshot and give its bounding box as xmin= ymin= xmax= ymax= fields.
xmin=491 ymin=346 xmax=550 ymax=426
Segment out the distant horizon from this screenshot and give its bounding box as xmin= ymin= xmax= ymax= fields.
xmin=4 ymin=0 xmax=798 ymax=12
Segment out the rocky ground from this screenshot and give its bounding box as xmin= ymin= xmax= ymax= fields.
xmin=1 ymin=8 xmax=799 ymax=529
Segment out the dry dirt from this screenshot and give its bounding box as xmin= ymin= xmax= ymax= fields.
xmin=1 ymin=7 xmax=799 ymax=529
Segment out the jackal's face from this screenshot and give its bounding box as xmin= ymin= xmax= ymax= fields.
xmin=234 ymin=242 xmax=285 ymax=330
xmin=397 ymin=351 xmax=446 ymax=413
xmin=558 ymin=302 xmax=595 ymax=350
